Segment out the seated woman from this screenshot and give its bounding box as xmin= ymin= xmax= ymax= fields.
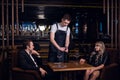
xmin=79 ymin=41 xmax=108 ymax=80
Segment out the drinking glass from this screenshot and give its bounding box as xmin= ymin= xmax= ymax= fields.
xmin=73 ymin=52 xmax=80 ymax=65
xmin=57 ymin=53 xmax=62 ymax=68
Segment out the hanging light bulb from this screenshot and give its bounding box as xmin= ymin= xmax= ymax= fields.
xmin=39 ymin=25 xmax=45 ymax=31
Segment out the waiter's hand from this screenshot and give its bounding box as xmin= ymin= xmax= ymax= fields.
xmin=64 ymin=48 xmax=68 ymax=53
xmin=64 ymin=46 xmax=68 ymax=53
xmin=59 ymin=47 xmax=66 ymax=52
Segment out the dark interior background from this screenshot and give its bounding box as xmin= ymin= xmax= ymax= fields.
xmin=0 ymin=0 xmax=108 ymax=43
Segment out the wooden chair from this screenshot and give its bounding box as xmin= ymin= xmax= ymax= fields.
xmin=100 ymin=48 xmax=120 ymax=80
xmin=10 ymin=50 xmax=42 ymax=80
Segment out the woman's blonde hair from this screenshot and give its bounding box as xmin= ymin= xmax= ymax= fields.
xmin=95 ymin=41 xmax=105 ymax=54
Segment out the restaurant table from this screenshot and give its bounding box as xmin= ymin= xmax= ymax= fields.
xmin=48 ymin=61 xmax=94 ymax=80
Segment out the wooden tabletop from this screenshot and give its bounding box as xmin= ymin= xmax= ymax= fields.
xmin=48 ymin=61 xmax=94 ymax=72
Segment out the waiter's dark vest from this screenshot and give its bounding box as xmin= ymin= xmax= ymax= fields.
xmin=48 ymin=23 xmax=68 ymax=62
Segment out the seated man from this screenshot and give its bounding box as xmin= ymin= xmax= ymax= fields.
xmin=18 ymin=39 xmax=54 ymax=80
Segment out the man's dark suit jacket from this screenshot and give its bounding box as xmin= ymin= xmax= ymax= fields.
xmin=17 ymin=49 xmax=55 ymax=80
xmin=18 ymin=50 xmax=40 ymax=70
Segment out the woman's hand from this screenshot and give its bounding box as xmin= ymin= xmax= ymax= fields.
xmin=89 ymin=68 xmax=96 ymax=74
xmin=79 ymin=58 xmax=86 ymax=64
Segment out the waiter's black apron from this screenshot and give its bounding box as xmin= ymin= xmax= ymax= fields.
xmin=48 ymin=23 xmax=68 ymax=62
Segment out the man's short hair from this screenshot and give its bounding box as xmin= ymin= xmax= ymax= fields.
xmin=23 ymin=39 xmax=32 ymax=49
xmin=62 ymin=14 xmax=71 ymax=21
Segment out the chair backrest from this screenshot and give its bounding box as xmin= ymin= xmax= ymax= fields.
xmin=106 ymin=48 xmax=119 ymax=64
xmin=34 ymin=42 xmax=41 ymax=51
xmin=9 ymin=49 xmax=19 ymax=68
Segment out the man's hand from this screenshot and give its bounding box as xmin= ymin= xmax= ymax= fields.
xmin=31 ymin=50 xmax=40 ymax=56
xmin=39 ymin=68 xmax=47 ymax=77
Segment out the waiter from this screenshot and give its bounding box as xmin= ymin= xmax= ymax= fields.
xmin=48 ymin=14 xmax=71 ymax=62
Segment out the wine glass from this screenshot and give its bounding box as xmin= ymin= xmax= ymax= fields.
xmin=57 ymin=53 xmax=63 ymax=68
xmin=57 ymin=53 xmax=63 ymax=62
xmin=73 ymin=52 xmax=80 ymax=65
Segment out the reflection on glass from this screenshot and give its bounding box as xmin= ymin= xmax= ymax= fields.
xmin=73 ymin=52 xmax=80 ymax=65
xmin=57 ymin=53 xmax=63 ymax=68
